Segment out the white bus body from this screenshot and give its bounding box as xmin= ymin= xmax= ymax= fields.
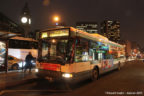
xmin=36 ymin=27 xmax=125 ymax=82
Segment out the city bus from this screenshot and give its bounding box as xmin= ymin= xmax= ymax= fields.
xmin=36 ymin=27 xmax=125 ymax=82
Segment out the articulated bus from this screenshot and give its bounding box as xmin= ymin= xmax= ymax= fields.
xmin=36 ymin=27 xmax=125 ymax=82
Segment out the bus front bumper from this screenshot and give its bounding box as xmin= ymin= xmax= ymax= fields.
xmin=36 ymin=69 xmax=74 ymax=82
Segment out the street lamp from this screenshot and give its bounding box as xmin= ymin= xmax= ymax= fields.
xmin=54 ymin=16 xmax=59 ymax=22
xmin=53 ymin=16 xmax=60 ymax=26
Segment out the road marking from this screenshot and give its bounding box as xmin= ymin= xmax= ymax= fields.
xmin=0 ymin=89 xmax=72 ymax=95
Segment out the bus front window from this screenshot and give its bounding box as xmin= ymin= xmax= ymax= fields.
xmin=41 ymin=39 xmax=73 ymax=64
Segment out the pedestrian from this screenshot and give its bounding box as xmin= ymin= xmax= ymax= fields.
xmin=24 ymin=52 xmax=34 ymax=73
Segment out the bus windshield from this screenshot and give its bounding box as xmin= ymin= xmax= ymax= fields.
xmin=40 ymin=39 xmax=73 ymax=64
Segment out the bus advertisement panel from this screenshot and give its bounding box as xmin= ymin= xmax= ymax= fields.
xmin=0 ymin=41 xmax=6 ymax=70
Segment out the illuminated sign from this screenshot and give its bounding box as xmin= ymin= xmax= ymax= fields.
xmin=41 ymin=29 xmax=69 ymax=39
xmin=100 ymin=46 xmax=109 ymax=50
xmin=97 ymin=50 xmax=105 ymax=53
xmin=49 ymin=29 xmax=69 ymax=37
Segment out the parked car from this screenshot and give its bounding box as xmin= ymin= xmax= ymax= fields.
xmin=0 ymin=55 xmax=36 ymax=70
xmin=8 ymin=55 xmax=23 ymax=70
xmin=8 ymin=55 xmax=36 ymax=70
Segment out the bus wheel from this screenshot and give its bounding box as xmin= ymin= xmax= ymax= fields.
xmin=91 ymin=68 xmax=99 ymax=81
xmin=118 ymin=62 xmax=121 ymax=70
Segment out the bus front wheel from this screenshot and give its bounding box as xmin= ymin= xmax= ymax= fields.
xmin=91 ymin=68 xmax=99 ymax=81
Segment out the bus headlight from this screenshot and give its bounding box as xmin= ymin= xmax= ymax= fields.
xmin=35 ymin=68 xmax=39 ymax=72
xmin=62 ymin=73 xmax=73 ymax=78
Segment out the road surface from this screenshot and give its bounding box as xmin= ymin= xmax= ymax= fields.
xmin=1 ymin=60 xmax=144 ymax=96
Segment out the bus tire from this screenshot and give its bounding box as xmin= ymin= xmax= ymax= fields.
xmin=91 ymin=68 xmax=99 ymax=81
xmin=118 ymin=62 xmax=121 ymax=70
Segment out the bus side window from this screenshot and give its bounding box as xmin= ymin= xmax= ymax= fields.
xmin=94 ymin=49 xmax=98 ymax=60
xmin=89 ymin=49 xmax=94 ymax=61
xmin=89 ymin=41 xmax=98 ymax=61
xmin=75 ymin=39 xmax=89 ymax=62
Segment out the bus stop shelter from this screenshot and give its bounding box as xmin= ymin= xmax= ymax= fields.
xmin=0 ymin=30 xmax=19 ymax=73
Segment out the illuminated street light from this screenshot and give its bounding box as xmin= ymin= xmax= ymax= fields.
xmin=52 ymin=39 xmax=56 ymax=43
xmin=56 ymin=23 xmax=59 ymax=25
xmin=53 ymin=16 xmax=60 ymax=26
xmin=53 ymin=16 xmax=59 ymax=22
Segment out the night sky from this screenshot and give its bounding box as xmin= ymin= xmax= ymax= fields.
xmin=0 ymin=0 xmax=144 ymax=47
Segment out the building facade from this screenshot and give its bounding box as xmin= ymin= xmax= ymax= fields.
xmin=76 ymin=22 xmax=98 ymax=33
xmin=0 ymin=12 xmax=23 ymax=72
xmin=0 ymin=12 xmax=24 ymax=34
xmin=100 ymin=20 xmax=120 ymax=43
xmin=124 ymin=40 xmax=142 ymax=59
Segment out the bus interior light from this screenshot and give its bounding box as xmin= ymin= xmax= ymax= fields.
xmin=62 ymin=73 xmax=73 ymax=78
xmin=52 ymin=39 xmax=56 ymax=43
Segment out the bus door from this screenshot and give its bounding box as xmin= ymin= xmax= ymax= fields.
xmin=101 ymin=52 xmax=114 ymax=70
xmin=74 ymin=39 xmax=91 ymax=74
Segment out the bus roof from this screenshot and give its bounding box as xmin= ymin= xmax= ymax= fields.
xmin=40 ymin=27 xmax=124 ymax=48
xmin=70 ymin=27 xmax=124 ymax=48
xmin=40 ymin=27 xmax=70 ymax=32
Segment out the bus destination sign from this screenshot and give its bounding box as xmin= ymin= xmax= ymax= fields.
xmin=41 ymin=29 xmax=69 ymax=38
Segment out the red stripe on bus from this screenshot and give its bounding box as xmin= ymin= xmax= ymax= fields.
xmin=40 ymin=63 xmax=61 ymax=71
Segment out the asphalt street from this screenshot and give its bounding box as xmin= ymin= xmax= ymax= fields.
xmin=1 ymin=60 xmax=144 ymax=96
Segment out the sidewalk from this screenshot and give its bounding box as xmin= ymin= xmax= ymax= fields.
xmin=0 ymin=69 xmax=37 ymax=90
